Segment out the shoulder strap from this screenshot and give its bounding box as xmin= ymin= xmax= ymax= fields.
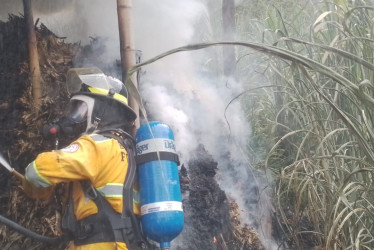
xmin=98 ymin=129 xmax=150 ymax=249
xmin=135 ymin=151 xmax=180 ymax=165
xmin=97 ymin=129 xmax=136 ymax=215
xmin=62 ymin=130 xmax=150 ymax=249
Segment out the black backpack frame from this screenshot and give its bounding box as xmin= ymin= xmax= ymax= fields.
xmin=61 ymin=129 xmax=150 ymax=249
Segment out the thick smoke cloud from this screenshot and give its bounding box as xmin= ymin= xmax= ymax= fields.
xmin=1 ymin=1 xmax=275 ymax=248
xmin=132 ymin=4 xmax=273 ymax=247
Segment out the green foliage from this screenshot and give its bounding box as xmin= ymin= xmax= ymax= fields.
xmin=235 ymin=0 xmax=374 ymax=249
xmin=125 ymin=0 xmax=374 ymax=248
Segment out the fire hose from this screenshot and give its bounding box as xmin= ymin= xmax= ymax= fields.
xmin=0 ymin=214 xmax=68 ymax=244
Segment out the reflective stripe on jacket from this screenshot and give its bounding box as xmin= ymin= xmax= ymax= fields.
xmin=23 ymin=133 xmax=139 ymax=249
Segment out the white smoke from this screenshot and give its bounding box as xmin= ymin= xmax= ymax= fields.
xmin=1 ymin=0 xmax=276 ymax=248
xmin=134 ymin=3 xmax=276 ymax=249
xmin=132 ymin=4 xmax=274 ymax=248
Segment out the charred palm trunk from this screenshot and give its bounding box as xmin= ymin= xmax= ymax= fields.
xmin=23 ymin=0 xmax=42 ymax=110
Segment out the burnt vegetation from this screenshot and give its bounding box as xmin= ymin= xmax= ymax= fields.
xmin=0 ymin=15 xmax=264 ymax=249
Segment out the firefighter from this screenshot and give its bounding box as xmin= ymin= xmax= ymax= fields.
xmin=22 ymin=68 xmax=147 ymax=250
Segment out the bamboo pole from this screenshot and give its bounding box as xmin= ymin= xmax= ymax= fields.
xmin=23 ymin=0 xmax=42 ymax=110
xmin=117 ymin=0 xmax=139 ymax=131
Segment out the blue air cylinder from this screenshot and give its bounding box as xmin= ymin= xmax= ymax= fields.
xmin=135 ymin=121 xmax=184 ymax=249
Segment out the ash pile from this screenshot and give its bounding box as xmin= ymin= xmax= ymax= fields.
xmin=175 ymin=145 xmax=264 ymax=250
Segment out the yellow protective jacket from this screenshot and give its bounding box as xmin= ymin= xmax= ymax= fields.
xmin=23 ymin=133 xmax=139 ymax=250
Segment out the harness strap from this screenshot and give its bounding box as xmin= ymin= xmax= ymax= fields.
xmin=98 ymin=129 xmax=149 ymax=249
xmin=74 ymin=188 xmax=132 ymax=245
xmin=61 ymin=130 xmax=149 ymax=249
xmin=61 ymin=182 xmax=75 ymax=240
xmin=135 ymin=151 xmax=180 ymax=165
xmin=98 ymin=130 xmax=136 ymax=216
xmin=100 ymin=130 xmax=148 ymax=249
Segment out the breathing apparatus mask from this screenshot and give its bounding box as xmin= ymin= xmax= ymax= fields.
xmin=43 ymin=67 xmax=137 ymax=140
xmin=55 ymin=95 xmax=94 ymax=139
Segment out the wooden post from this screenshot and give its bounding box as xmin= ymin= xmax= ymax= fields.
xmin=23 ymin=0 xmax=42 ymax=110
xmin=117 ymin=0 xmax=139 ymax=131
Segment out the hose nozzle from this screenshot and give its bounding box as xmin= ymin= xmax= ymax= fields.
xmin=0 ymin=153 xmax=24 ymax=181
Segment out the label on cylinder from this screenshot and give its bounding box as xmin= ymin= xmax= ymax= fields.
xmin=141 ymin=201 xmax=183 ymax=215
xmin=136 ymin=138 xmax=176 ymax=155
